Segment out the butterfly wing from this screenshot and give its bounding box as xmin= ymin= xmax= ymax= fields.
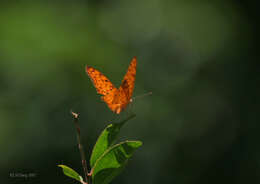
xmin=110 ymin=56 xmax=137 ymax=114
xmin=86 ymin=65 xmax=117 ymax=96
xmin=86 ymin=65 xmax=121 ymax=113
xmin=118 ymin=56 xmax=137 ymax=101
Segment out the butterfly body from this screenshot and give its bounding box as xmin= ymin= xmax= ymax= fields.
xmin=86 ymin=57 xmax=137 ymax=114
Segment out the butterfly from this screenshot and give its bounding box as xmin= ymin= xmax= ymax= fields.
xmin=86 ymin=56 xmax=137 ymax=114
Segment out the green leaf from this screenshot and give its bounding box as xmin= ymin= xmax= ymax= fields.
xmin=58 ymin=164 xmax=83 ymax=183
xmin=92 ymin=140 xmax=142 ymax=184
xmin=90 ymin=114 xmax=136 ymax=168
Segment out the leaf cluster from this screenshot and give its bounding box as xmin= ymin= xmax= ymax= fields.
xmin=58 ymin=114 xmax=142 ymax=184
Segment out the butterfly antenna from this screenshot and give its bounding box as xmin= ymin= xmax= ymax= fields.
xmin=131 ymin=92 xmax=152 ymax=102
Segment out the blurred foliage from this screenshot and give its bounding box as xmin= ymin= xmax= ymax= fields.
xmin=0 ymin=0 xmax=258 ymax=184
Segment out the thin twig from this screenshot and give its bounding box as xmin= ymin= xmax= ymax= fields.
xmin=71 ymin=111 xmax=90 ymax=184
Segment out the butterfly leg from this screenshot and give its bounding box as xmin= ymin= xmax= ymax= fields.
xmin=126 ymin=100 xmax=135 ymax=117
xmin=110 ymin=113 xmax=120 ymax=123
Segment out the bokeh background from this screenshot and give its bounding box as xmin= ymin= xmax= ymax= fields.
xmin=0 ymin=0 xmax=259 ymax=184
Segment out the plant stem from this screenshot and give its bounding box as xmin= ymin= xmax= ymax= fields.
xmin=71 ymin=111 xmax=90 ymax=184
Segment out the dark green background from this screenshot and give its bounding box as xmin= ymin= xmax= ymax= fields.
xmin=1 ymin=0 xmax=259 ymax=184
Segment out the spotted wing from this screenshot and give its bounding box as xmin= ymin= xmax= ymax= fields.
xmin=86 ymin=65 xmax=117 ymax=96
xmin=118 ymin=56 xmax=137 ymax=101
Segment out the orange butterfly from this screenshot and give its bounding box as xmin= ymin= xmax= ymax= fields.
xmin=86 ymin=56 xmax=137 ymax=114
